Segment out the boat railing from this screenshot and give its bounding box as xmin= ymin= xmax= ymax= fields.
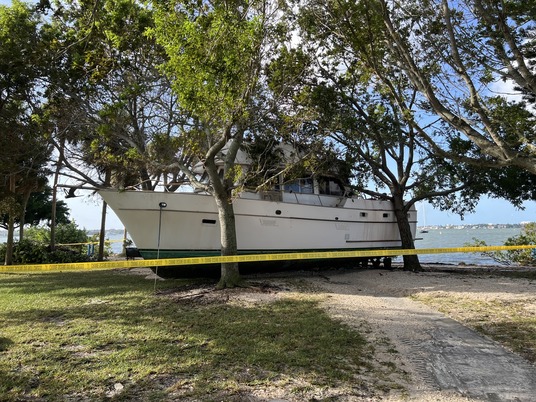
xmin=254 ymin=190 xmax=347 ymax=208
xmin=283 ymin=192 xmax=346 ymax=207
xmin=261 ymin=191 xmax=283 ymax=202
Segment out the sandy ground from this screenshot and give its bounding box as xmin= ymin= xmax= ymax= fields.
xmin=141 ymin=266 xmax=536 ymax=401
xmin=304 ymin=267 xmax=536 ymax=402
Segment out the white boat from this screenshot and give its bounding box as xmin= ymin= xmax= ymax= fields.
xmin=99 ymin=178 xmax=417 ymax=275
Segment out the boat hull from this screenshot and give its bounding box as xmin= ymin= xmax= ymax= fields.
xmin=99 ymin=190 xmax=416 ymax=276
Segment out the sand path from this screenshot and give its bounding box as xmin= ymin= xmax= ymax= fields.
xmin=306 ymin=268 xmax=536 ymax=401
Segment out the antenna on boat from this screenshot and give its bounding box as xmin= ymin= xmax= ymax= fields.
xmin=157 ymin=202 xmax=168 ymax=260
xmin=154 ymin=202 xmax=167 ymax=292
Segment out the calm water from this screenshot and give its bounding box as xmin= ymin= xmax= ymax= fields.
xmin=412 ymin=227 xmax=522 ymax=265
xmin=0 ymin=226 xmax=525 ymax=266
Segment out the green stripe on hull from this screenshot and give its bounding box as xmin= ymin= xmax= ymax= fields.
xmin=140 ymin=248 xmax=400 ymax=278
xmin=138 ymin=248 xmax=402 ymax=260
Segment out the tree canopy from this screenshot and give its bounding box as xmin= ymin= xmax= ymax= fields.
xmin=373 ymin=0 xmax=535 ymax=174
xmin=150 ymin=0 xmax=279 ymax=287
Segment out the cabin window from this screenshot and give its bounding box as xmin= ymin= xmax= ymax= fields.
xmin=383 ymin=213 xmax=389 ymax=218
xmin=360 ymin=212 xmax=368 ymax=218
xmin=284 ymin=178 xmax=313 ymax=194
xmin=202 ymin=219 xmax=216 ymax=224
xmin=275 ymin=210 xmax=282 ymax=215
xmin=318 ymin=178 xmax=344 ymax=196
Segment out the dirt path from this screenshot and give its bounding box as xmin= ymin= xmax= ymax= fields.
xmin=307 ymin=268 xmax=536 ymax=401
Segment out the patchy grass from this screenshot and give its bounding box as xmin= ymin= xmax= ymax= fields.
xmin=413 ymin=290 xmax=536 ymax=364
xmin=0 ymin=270 xmax=386 ymax=401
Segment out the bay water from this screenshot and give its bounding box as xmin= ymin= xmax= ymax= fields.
xmin=413 ymin=226 xmax=522 ymax=265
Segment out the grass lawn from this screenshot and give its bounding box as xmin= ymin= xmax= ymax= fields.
xmin=0 ymin=270 xmax=385 ymax=401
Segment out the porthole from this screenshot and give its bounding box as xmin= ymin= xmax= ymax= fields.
xmin=383 ymin=213 xmax=389 ymax=218
xmin=275 ymin=210 xmax=282 ymax=215
xmin=360 ymin=212 xmax=368 ymax=218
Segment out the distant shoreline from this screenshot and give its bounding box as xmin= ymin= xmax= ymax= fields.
xmin=418 ymin=223 xmax=531 ymax=230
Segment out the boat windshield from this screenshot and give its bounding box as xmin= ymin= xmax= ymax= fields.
xmin=282 ymin=178 xmax=314 ymax=194
xmin=278 ymin=177 xmax=345 ymax=196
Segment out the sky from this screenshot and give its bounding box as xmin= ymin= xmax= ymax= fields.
xmin=62 ymin=190 xmax=536 ymax=230
xmin=421 ymin=199 xmax=535 ymax=227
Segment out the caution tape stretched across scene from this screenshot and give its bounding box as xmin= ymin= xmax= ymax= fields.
xmin=1 ymin=245 xmax=535 ymax=273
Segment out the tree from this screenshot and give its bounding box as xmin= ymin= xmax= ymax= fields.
xmin=27 ymin=186 xmax=70 ymax=227
xmin=0 ymin=185 xmax=71 ymax=231
xmin=284 ymin=0 xmax=485 ymax=270
xmin=328 ymin=91 xmax=479 ymax=271
xmin=0 ymin=221 xmax=91 ymax=265
xmin=41 ymin=0 xmax=190 ymax=259
xmin=285 ymin=78 xmax=480 ymax=271
xmin=0 ymin=126 xmax=51 ymax=265
xmin=0 ymin=1 xmax=52 ymax=264
xmin=151 ymin=0 xmax=278 ymax=287
xmin=374 ymin=0 xmax=536 ymax=174
xmin=43 ymin=0 xmax=191 ymax=192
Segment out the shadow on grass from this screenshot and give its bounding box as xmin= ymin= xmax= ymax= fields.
xmin=474 ymin=320 xmax=536 ymax=364
xmin=0 ymin=337 xmax=13 ymax=352
xmin=0 ymin=271 xmax=374 ymax=401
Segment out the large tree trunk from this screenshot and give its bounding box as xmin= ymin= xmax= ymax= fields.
xmin=98 ymin=201 xmax=107 ymax=261
xmin=5 ymin=175 xmax=16 ymax=265
xmin=98 ymin=169 xmax=111 ymax=261
xmin=50 ymin=181 xmax=58 ymax=251
xmin=393 ymin=196 xmax=422 ymax=271
xmin=50 ymin=139 xmax=64 ymax=252
xmin=215 ymin=193 xmax=242 ymax=289
xmin=203 ymin=135 xmax=243 ymax=289
xmin=18 ymin=189 xmax=32 ymax=241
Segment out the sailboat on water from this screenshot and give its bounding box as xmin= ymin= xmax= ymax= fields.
xmin=420 ymin=203 xmax=429 ymax=233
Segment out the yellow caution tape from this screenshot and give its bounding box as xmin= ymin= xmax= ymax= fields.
xmin=1 ymin=245 xmax=535 ymax=273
